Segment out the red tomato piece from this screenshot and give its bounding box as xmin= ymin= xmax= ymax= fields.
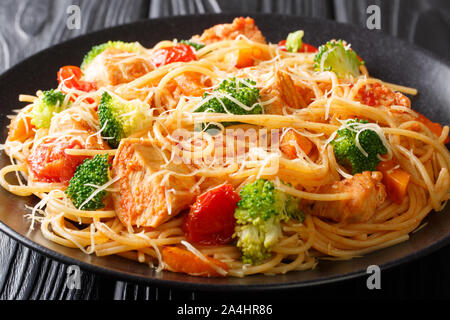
xmin=27 ymin=137 xmax=87 ymax=184
xmin=183 ymin=184 xmax=240 ymax=245
xmin=57 ymin=65 xmax=82 ymax=88
xmin=57 ymin=66 xmax=97 ymax=103
xmin=277 ymin=40 xmax=287 ymax=51
xmin=301 ymin=43 xmax=318 ymax=53
xmin=277 ymin=40 xmax=318 ymax=53
xmin=151 ymin=44 xmax=197 ymax=67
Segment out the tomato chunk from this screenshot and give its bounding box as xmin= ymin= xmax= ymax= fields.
xmin=183 ymin=184 xmax=240 ymax=245
xmin=57 ymin=66 xmax=97 ymax=102
xmin=27 ymin=137 xmax=87 ymax=184
xmin=277 ymin=40 xmax=318 ymax=53
xmin=151 ymin=44 xmax=197 ymax=68
xmin=301 ymin=43 xmax=319 ymax=53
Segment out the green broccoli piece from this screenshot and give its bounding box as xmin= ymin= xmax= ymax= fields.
xmin=234 ymin=179 xmax=304 ymax=265
xmin=65 ymin=154 xmax=110 ymax=211
xmin=313 ymin=40 xmax=363 ymax=78
xmin=331 ymin=119 xmax=387 ymax=174
xmin=30 ymin=90 xmax=68 ymax=129
xmin=98 ymin=92 xmax=153 ymax=148
xmin=194 ymin=78 xmax=262 ymax=130
xmin=179 ymin=40 xmax=205 ymax=51
xmin=81 ymin=41 xmax=144 ymax=70
xmin=234 ymin=217 xmax=282 ymax=265
xmin=285 ymin=30 xmax=304 ymax=53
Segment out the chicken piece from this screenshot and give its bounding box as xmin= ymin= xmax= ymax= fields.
xmin=191 ymin=17 xmax=266 ymax=45
xmin=276 ymin=71 xmax=312 ymax=109
xmin=311 ymin=171 xmax=387 ymax=223
xmin=83 ymin=47 xmax=153 ymax=87
xmin=166 ymin=72 xmax=212 ymax=98
xmin=49 ymin=105 xmax=108 ymax=150
xmin=355 ymin=83 xmax=410 ymax=108
xmin=261 ymin=71 xmax=315 ymax=114
xmin=111 ymin=138 xmax=197 ymax=228
xmin=161 ymin=72 xmax=211 ymax=109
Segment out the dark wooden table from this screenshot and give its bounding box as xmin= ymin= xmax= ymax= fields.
xmin=0 ymin=0 xmax=449 ymax=300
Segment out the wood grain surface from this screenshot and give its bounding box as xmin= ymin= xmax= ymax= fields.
xmin=0 ymin=0 xmax=449 ymax=300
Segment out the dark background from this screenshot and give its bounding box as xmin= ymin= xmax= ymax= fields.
xmin=0 ymin=0 xmax=449 ymax=300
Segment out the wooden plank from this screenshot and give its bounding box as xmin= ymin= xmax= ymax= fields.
xmin=0 ymin=0 xmax=149 ymax=300
xmin=148 ymin=0 xmax=333 ymax=18
xmin=0 ymin=0 xmax=149 ymax=72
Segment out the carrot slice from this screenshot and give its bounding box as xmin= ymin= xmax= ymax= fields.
xmin=161 ymin=246 xmax=228 ymax=277
xmin=377 ymin=160 xmax=411 ymax=204
xmin=280 ymin=129 xmax=313 ymax=159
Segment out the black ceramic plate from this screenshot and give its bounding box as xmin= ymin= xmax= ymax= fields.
xmin=0 ymin=14 xmax=449 ymax=291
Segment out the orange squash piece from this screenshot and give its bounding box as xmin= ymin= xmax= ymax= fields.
xmin=8 ymin=114 xmax=35 ymax=142
xmin=416 ymin=113 xmax=449 ymax=144
xmin=377 ymin=160 xmax=411 ymax=204
xmin=225 ymin=47 xmax=265 ymax=68
xmin=280 ymin=129 xmax=313 ymax=159
xmin=161 ymin=246 xmax=228 ymax=277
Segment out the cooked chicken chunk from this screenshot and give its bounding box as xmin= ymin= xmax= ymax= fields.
xmin=83 ymin=47 xmax=153 ymax=87
xmin=261 ymin=71 xmax=315 ymax=115
xmin=311 ymin=171 xmax=387 ymax=223
xmin=111 ymin=138 xmax=197 ymax=228
xmin=49 ymin=105 xmax=108 ymax=150
xmin=355 ymin=83 xmax=411 ymax=108
xmin=191 ymin=17 xmax=266 ymax=45
xmin=166 ymin=72 xmax=212 ymax=98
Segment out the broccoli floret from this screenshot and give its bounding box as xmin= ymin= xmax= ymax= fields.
xmin=235 ymin=217 xmax=282 ymax=265
xmin=81 ymin=41 xmax=144 ymax=70
xmin=65 ymin=154 xmax=110 ymax=210
xmin=179 ymin=40 xmax=205 ymax=51
xmin=234 ymin=179 xmax=304 ymax=265
xmin=285 ymin=30 xmax=304 ymax=53
xmin=98 ymin=92 xmax=153 ymax=148
xmin=313 ymin=40 xmax=363 ymax=78
xmin=30 ymin=90 xmax=68 ymax=129
xmin=194 ymin=78 xmax=262 ymax=130
xmin=196 ymin=78 xmax=262 ymax=115
xmin=331 ymin=119 xmax=387 ymax=174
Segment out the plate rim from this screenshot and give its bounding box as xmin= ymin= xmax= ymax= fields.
xmin=0 ymin=13 xmax=449 ymax=291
